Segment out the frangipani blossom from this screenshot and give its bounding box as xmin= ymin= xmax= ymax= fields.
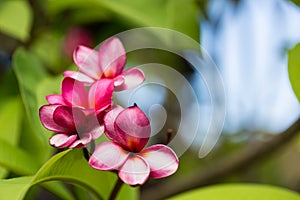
xmin=46 ymin=77 xmax=114 ymax=114
xmin=39 ymin=105 xmax=102 ymax=148
xmin=63 ymin=37 xmax=145 ymax=91
xmin=89 ymin=106 xmax=179 ymax=185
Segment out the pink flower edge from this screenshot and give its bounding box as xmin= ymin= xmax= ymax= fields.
xmin=89 ymin=142 xmax=179 ymax=185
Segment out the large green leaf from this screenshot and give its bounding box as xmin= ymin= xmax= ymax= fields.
xmin=288 ymin=43 xmax=300 ymax=102
xmin=48 ymin=0 xmax=199 ymax=41
xmin=18 ymin=75 xmax=62 ymax=164
xmin=170 ymin=184 xmax=300 ymax=200
xmin=0 ymin=139 xmax=40 ymax=175
xmin=13 ymin=48 xmax=53 ymax=157
xmin=0 ymin=97 xmax=23 ymax=145
xmin=0 ymin=178 xmax=74 ymax=200
xmin=0 ymin=177 xmax=33 ymax=200
xmin=0 ymin=149 xmax=137 ymax=200
xmin=0 ymin=0 xmax=32 ymax=41
xmin=0 ymin=97 xmax=23 ymax=177
xmin=32 ymin=149 xmax=137 ymax=200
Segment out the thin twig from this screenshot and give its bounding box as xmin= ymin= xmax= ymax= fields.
xmin=141 ymin=117 xmax=300 ymax=200
xmin=109 ymin=177 xmax=124 ymax=200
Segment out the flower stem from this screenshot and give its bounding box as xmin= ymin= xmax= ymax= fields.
xmin=109 ymin=177 xmax=123 ymax=200
xmin=82 ymin=147 xmax=90 ymax=161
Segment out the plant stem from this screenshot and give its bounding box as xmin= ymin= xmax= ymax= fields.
xmin=109 ymin=177 xmax=124 ymax=200
xmin=82 ymin=147 xmax=90 ymax=161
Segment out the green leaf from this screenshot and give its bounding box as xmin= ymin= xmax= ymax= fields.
xmin=0 ymin=139 xmax=40 ymax=175
xmin=48 ymin=0 xmax=199 ymax=41
xmin=32 ymin=149 xmax=137 ymax=200
xmin=288 ymin=43 xmax=300 ymax=102
xmin=0 ymin=149 xmax=137 ymax=200
xmin=170 ymin=184 xmax=300 ymax=200
xmin=0 ymin=97 xmax=23 ymax=145
xmin=166 ymin=0 xmax=199 ymax=41
xmin=0 ymin=97 xmax=23 ymax=178
xmin=0 ymin=177 xmax=33 ymax=200
xmin=13 ymin=48 xmax=52 ymax=149
xmin=0 ymin=177 xmax=74 ymax=200
xmin=0 ymin=0 xmax=32 ymax=41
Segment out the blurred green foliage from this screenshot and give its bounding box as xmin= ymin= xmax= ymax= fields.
xmin=0 ymin=0 xmax=32 ymax=41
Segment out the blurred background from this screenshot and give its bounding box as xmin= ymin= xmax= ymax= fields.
xmin=1 ymin=0 xmax=300 ymax=199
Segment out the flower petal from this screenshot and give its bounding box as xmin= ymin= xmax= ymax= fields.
xmin=52 ymin=106 xmax=87 ymax=134
xmin=119 ymin=155 xmax=150 ymax=186
xmin=90 ymin=125 xmax=104 ymax=140
xmin=115 ymin=68 xmax=145 ymax=91
xmin=88 ymin=79 xmax=114 ymax=113
xmin=89 ymin=142 xmax=129 ymax=170
xmin=39 ymin=105 xmax=69 ymax=133
xmin=63 ymin=71 xmax=95 ymax=84
xmin=46 ymin=94 xmax=67 ymax=105
xmin=115 ymin=106 xmax=150 ymax=152
xmin=113 ymin=76 xmax=125 ymax=87
xmin=69 ymin=133 xmax=92 ymax=148
xmin=49 ymin=134 xmax=77 ymax=148
xmin=104 ymin=106 xmax=124 ymax=142
xmin=62 ymin=77 xmax=89 ymax=108
xmin=73 ymin=45 xmax=101 ymax=79
xmin=140 ymin=144 xmax=179 ymax=179
xmin=99 ymin=37 xmax=126 ymax=78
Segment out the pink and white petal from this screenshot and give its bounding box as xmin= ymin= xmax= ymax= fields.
xmin=89 ymin=142 xmax=129 ymax=170
xmin=49 ymin=134 xmax=77 ymax=148
xmin=52 ymin=106 xmax=76 ymax=132
xmin=103 ymin=106 xmax=124 ymax=141
xmin=140 ymin=144 xmax=179 ymax=179
xmin=118 ymin=155 xmax=150 ymax=186
xmin=69 ymin=133 xmax=92 ymax=148
xmin=62 ymin=77 xmax=89 ymax=108
xmin=89 ymin=125 xmax=104 ymax=140
xmin=115 ymin=68 xmax=145 ymax=91
xmin=115 ymin=106 xmax=151 ymax=152
xmin=113 ymin=76 xmax=125 ymax=87
xmin=99 ymin=37 xmax=126 ymax=78
xmin=73 ymin=45 xmax=101 ymax=79
xmin=88 ymin=79 xmax=114 ymax=112
xmin=46 ymin=94 xmax=67 ymax=105
xmin=39 ymin=105 xmax=69 ymax=133
xmin=63 ymin=71 xmax=95 ymax=84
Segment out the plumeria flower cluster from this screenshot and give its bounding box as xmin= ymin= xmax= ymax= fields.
xmin=39 ymin=37 xmax=179 ymax=186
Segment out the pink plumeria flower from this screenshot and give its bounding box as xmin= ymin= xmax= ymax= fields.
xmin=39 ymin=105 xmax=102 ymax=148
xmin=63 ymin=37 xmax=145 ymax=91
xmin=46 ymin=77 xmax=114 ymax=115
xmin=89 ymin=105 xmax=179 ymax=186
